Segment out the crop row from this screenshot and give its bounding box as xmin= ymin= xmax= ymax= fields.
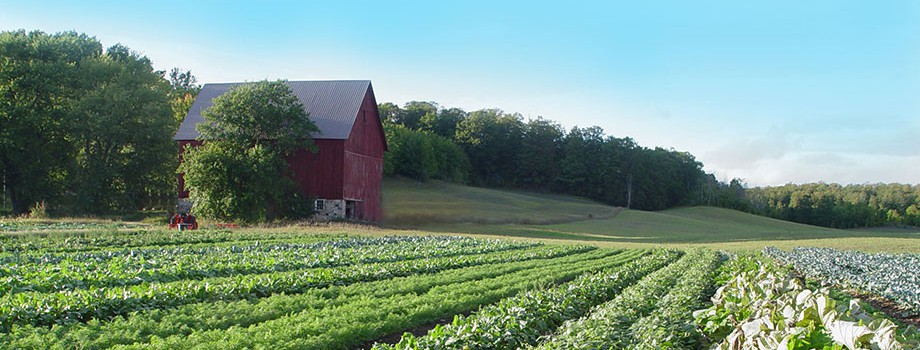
xmin=2 ymin=235 xmax=471 ymax=265
xmin=764 ymin=246 xmax=920 ymax=315
xmin=1 ymin=243 xmax=591 ymax=331
xmin=1 ymin=236 xmax=534 ymax=295
xmin=2 ymin=247 xmax=635 ymax=349
xmin=0 ymin=228 xmax=346 ymax=254
xmin=694 ymin=255 xmax=920 ymax=349
xmin=533 ymin=248 xmax=722 ymax=349
xmin=0 ymin=221 xmax=146 ymax=233
xmin=374 ymin=249 xmax=682 ymax=350
xmin=129 ymin=248 xmax=643 ymax=350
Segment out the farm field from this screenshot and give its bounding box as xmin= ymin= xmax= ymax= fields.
xmin=2 ymin=227 xmax=919 ymax=349
xmin=1 ymin=181 xmax=918 ymax=348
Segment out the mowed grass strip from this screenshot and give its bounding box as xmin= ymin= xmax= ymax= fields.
xmin=3 ymin=247 xmax=629 ymax=349
xmin=383 ymin=178 xmax=616 ymax=226
xmin=114 ymin=249 xmax=646 ymax=350
xmin=415 ymin=207 xmax=920 ymax=253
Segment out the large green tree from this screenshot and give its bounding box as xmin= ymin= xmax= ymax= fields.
xmin=68 ymin=44 xmax=176 ymax=213
xmin=383 ymin=123 xmax=469 ymax=182
xmin=179 ymin=80 xmax=318 ymax=222
xmin=455 ymin=109 xmax=524 ymax=186
xmin=2 ymin=30 xmax=179 ymax=215
xmin=1 ymin=31 xmax=100 ymax=214
xmin=517 ymin=117 xmax=564 ymax=190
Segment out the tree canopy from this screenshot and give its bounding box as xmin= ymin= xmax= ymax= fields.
xmin=0 ymin=30 xmax=181 ymax=215
xmin=380 ymin=101 xmax=706 ymax=211
xmin=179 ymin=80 xmax=318 ymax=222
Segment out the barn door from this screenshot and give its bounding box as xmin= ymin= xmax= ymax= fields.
xmin=345 ymin=200 xmax=363 ymax=220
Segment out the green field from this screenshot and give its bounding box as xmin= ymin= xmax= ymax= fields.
xmin=382 ymin=178 xmax=617 ymax=225
xmin=1 ymin=181 xmax=918 ymax=348
xmin=2 ymin=228 xmax=917 ymax=349
xmin=383 ymin=179 xmax=920 ymax=253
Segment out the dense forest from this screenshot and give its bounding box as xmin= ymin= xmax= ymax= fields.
xmin=379 ymin=101 xmax=733 ymax=211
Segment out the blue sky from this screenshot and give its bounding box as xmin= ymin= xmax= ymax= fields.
xmin=3 ymin=1 xmax=918 ymax=186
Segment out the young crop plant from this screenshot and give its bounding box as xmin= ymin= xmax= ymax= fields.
xmin=764 ymin=247 xmax=920 ymax=316
xmin=0 ymin=239 xmax=589 ymax=331
xmin=611 ymin=249 xmax=723 ymax=349
xmin=1 ymin=236 xmax=534 ymax=296
xmin=533 ymin=249 xmax=722 ymax=349
xmin=694 ymin=256 xmax=920 ymax=350
xmin=2 ymin=248 xmax=629 ymax=349
xmin=373 ymin=249 xmax=680 ymax=350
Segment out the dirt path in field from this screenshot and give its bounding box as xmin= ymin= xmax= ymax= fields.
xmin=355 ymin=310 xmax=474 ymax=349
xmin=607 ymin=206 xmax=625 ymax=219
xmin=846 ymin=290 xmax=920 ymax=329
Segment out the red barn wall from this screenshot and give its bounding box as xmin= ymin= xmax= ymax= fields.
xmin=343 ymin=88 xmax=386 ymax=221
xmin=287 ymin=139 xmax=345 ymax=200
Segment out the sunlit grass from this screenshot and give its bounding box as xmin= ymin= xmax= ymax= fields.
xmin=382 ymin=178 xmax=616 ymax=225
xmin=4 ymin=180 xmax=917 ymax=254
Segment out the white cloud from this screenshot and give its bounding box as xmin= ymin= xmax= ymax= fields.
xmin=704 ymin=127 xmax=799 ymax=171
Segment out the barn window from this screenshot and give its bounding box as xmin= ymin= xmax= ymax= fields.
xmin=315 ymin=199 xmax=325 ymax=211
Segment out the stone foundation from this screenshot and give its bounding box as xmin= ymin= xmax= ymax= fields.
xmin=314 ymin=199 xmax=346 ymax=220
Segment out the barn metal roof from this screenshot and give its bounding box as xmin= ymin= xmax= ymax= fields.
xmin=174 ymin=80 xmax=372 ymax=141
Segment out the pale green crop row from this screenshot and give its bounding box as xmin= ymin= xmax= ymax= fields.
xmin=374 ymin=249 xmax=681 ymax=350
xmin=3 ymin=247 xmax=631 ymax=349
xmin=1 ymin=236 xmax=533 ymax=296
xmin=1 ymin=243 xmax=589 ymax=331
xmin=532 ymin=249 xmax=721 ymax=349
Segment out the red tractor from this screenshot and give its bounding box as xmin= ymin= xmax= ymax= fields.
xmin=168 ymin=212 xmax=198 ymax=230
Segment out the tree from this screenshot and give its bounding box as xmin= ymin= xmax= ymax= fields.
xmin=383 ymin=124 xmax=469 ymax=182
xmin=558 ymin=126 xmax=606 ymax=198
xmin=396 ymin=101 xmax=438 ymax=130
xmin=167 ymin=67 xmax=201 ymax=128
xmin=517 ymin=117 xmax=563 ymax=190
xmin=430 ymin=107 xmax=467 ymax=139
xmin=67 ymin=44 xmax=175 ymax=213
xmin=179 ymin=80 xmax=318 ymax=222
xmin=0 ymin=30 xmax=102 ymax=215
xmin=377 ymin=102 xmax=400 ymax=124
xmin=454 ymin=109 xmax=523 ymax=186
xmin=383 ymin=124 xmax=437 ymax=181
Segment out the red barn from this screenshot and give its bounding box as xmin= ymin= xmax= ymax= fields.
xmin=173 ymin=80 xmax=387 ymax=222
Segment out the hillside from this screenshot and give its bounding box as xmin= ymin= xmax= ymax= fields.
xmin=383 ymin=179 xmax=920 ymax=253
xmin=382 ymin=178 xmax=618 ymax=225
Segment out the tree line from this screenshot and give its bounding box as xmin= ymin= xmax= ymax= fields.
xmin=729 ymin=183 xmax=920 ymax=228
xmin=0 ymin=30 xmax=197 ymax=216
xmin=379 ymin=101 xmax=714 ymax=211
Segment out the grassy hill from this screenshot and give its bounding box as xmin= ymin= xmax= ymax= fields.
xmin=382 ymin=178 xmax=618 ymax=225
xmin=383 ymin=179 xmax=920 ymax=253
